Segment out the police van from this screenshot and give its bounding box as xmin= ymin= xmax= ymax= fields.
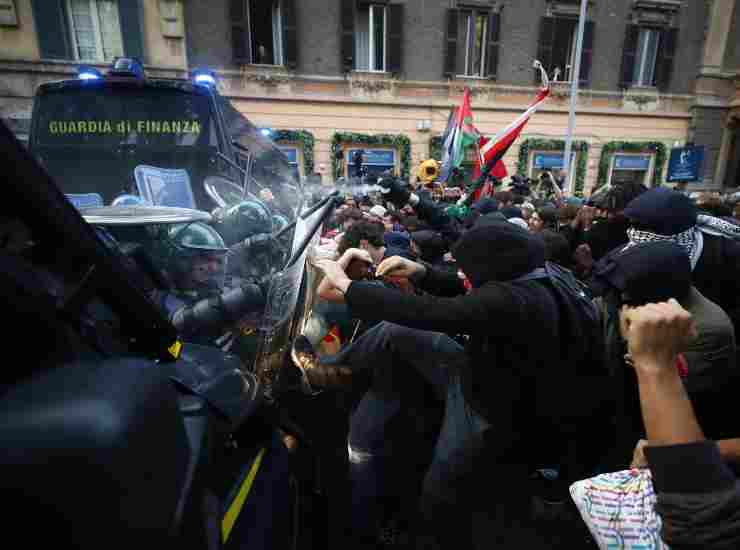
xmin=27 ymin=57 xmax=329 ymax=383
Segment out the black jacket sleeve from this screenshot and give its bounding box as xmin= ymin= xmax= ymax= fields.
xmin=412 ymin=262 xmax=466 ymax=297
xmin=345 ymin=279 xmax=518 ymax=334
xmin=645 ymin=441 xmax=740 ymax=549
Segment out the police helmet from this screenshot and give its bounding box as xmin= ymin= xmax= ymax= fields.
xmin=170 ymin=222 xmax=229 ymax=253
xmin=218 ymin=198 xmax=273 ymax=244
xmin=272 ymin=213 xmax=290 ymax=233
xmin=166 ymin=222 xmax=228 ymax=292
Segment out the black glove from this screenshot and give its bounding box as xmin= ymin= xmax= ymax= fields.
xmin=171 ymin=283 xmax=266 ymax=336
xmin=243 ymin=233 xmax=275 ymax=248
xmin=377 ymin=176 xmax=411 ymax=208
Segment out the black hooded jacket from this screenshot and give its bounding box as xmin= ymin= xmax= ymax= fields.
xmin=344 ymin=221 xmax=590 ymax=464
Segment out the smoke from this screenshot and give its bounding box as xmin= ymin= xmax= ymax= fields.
xmin=303 ymin=180 xmax=384 ymax=199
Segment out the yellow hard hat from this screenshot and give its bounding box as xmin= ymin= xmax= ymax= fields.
xmin=417 ymin=159 xmax=440 ymax=184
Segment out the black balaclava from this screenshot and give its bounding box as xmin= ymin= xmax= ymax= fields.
xmin=411 ymin=230 xmax=447 ymax=263
xmin=453 ymin=220 xmax=545 ymax=287
xmin=591 ymin=241 xmax=692 ymax=306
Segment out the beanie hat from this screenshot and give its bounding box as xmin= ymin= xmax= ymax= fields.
xmin=623 ymin=187 xmax=698 ymax=235
xmin=453 ymin=220 xmax=545 ymax=287
xmin=410 ymin=230 xmax=447 ymax=262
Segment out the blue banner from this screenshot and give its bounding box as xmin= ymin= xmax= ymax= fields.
xmin=533 ymin=152 xmax=575 ymax=170
xmin=346 ymin=148 xmax=396 ymax=166
xmin=667 ymin=146 xmax=705 ymax=182
xmin=279 ymin=147 xmax=298 ymax=164
xmin=614 ymin=154 xmax=651 ymax=171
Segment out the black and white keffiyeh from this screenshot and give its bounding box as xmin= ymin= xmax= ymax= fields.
xmin=625 ymin=215 xmax=740 ymax=271
xmin=696 ymin=214 xmax=740 ymax=240
xmin=626 ymin=226 xmax=703 ymax=269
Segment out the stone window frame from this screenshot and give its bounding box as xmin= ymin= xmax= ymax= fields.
xmin=629 ymin=0 xmax=681 ymax=27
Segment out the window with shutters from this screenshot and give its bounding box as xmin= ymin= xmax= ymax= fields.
xmin=355 ymin=4 xmax=386 ymax=72
xmin=545 ymin=18 xmax=576 ymax=82
xmin=65 ymin=0 xmax=123 ymax=62
xmin=536 ymin=16 xmax=594 ymax=84
xmin=457 ymin=10 xmax=488 ymax=77
xmin=444 ymin=8 xmax=499 ymax=79
xmin=231 ymin=0 xmax=297 ymax=67
xmin=619 ymin=23 xmax=676 ymax=90
xmin=632 ymin=27 xmax=660 ymax=86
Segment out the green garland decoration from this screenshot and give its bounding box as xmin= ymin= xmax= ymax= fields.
xmin=331 ymin=132 xmax=412 ymax=180
xmin=595 ymin=141 xmax=667 ymax=190
xmin=517 ymin=139 xmax=590 ymax=197
xmin=273 ymin=130 xmax=315 ymax=175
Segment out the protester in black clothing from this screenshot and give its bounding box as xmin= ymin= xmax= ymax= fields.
xmin=592 ymin=242 xmax=698 ymax=467
xmin=410 ymin=230 xmax=448 ymax=266
xmin=541 ymin=229 xmax=573 ymax=269
xmin=621 ymin=187 xmax=740 ymax=339
xmin=310 ymin=213 xmax=605 ymax=548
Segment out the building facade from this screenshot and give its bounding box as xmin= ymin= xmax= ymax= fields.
xmin=1 ymin=0 xmax=738 ymax=193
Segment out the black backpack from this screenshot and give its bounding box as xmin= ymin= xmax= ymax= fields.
xmin=517 ymin=262 xmax=604 ymax=379
xmin=518 ymin=262 xmax=608 ymax=482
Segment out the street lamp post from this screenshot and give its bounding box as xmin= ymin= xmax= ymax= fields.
xmin=563 ymin=0 xmax=588 ymax=195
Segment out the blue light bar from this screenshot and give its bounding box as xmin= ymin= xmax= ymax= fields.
xmin=194 ymin=73 xmax=216 ymax=86
xmin=109 ymin=57 xmax=145 ymax=78
xmin=260 ymin=128 xmax=272 ymax=137
xmin=77 ymin=65 xmax=102 ymax=80
xmin=191 ymin=67 xmax=217 ymax=87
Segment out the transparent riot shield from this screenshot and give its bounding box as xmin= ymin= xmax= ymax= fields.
xmin=252 ymin=205 xmax=325 ymax=392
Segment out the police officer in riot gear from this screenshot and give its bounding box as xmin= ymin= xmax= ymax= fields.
xmin=152 ymin=221 xmax=266 ymax=346
xmin=212 ymin=198 xmax=287 ymax=284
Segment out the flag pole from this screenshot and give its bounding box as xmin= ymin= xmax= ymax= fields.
xmin=563 ymin=0 xmax=588 ymax=196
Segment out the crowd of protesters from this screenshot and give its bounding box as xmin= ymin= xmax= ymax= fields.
xmin=294 ymin=163 xmax=740 ymax=549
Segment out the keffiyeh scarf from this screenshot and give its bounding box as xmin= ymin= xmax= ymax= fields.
xmin=625 ymin=214 xmax=740 ymax=271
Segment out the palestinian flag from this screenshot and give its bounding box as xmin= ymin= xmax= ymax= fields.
xmin=439 ymin=87 xmax=479 ymax=182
